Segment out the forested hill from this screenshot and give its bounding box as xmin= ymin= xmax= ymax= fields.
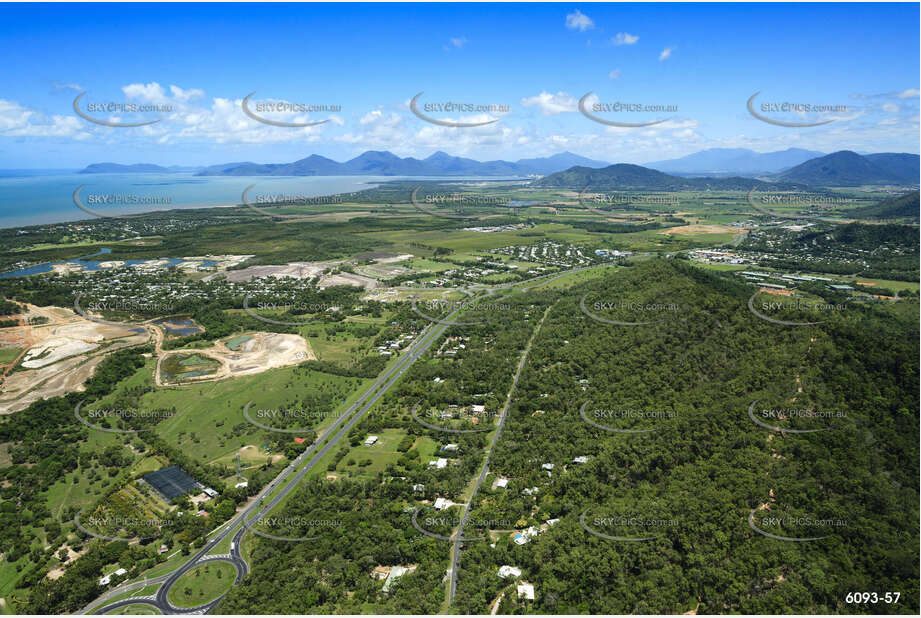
xmin=450 ymin=259 xmax=918 ymax=613
xmin=215 ymin=259 xmax=918 ymax=615
xmin=531 ymin=163 xmax=801 ymax=191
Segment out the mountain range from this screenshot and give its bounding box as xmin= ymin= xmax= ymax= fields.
xmin=79 ymin=151 xmax=609 ymax=177
xmin=644 ymin=148 xmax=825 ymax=175
xmin=536 ymin=150 xmax=919 ymax=190
xmin=773 ymin=151 xmax=920 ymax=186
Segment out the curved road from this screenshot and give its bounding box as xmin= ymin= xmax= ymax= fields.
xmin=87 ymin=303 xmax=463 ymax=615
xmin=85 ymin=264 xmax=611 ymax=615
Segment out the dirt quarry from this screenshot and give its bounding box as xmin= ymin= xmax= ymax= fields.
xmin=156 ymin=332 xmax=314 ymax=385
xmin=0 ymin=305 xmax=149 ymax=414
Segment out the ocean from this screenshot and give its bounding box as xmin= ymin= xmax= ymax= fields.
xmin=0 ymin=172 xmax=470 ymax=229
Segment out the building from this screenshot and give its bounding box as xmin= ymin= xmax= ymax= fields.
xmin=541 ymin=463 xmax=555 ymax=471
xmin=471 ymin=404 xmax=486 ymax=414
xmin=98 ymin=568 xmax=127 ymax=586
xmin=442 ymin=443 xmax=458 ymax=452
xmin=495 ymin=478 xmax=509 ymax=489
xmin=429 ymin=458 xmax=448 ymax=469
xmin=142 ymin=466 xmax=202 ymax=502
xmin=572 ymin=456 xmax=589 ymax=464
xmin=434 ymin=497 xmax=452 ymax=510
xmin=413 ymin=483 xmax=425 ymax=492
xmin=364 ymin=435 xmax=379 ymax=446
xmin=497 ymin=565 xmax=522 ymax=579
xmin=517 ymin=582 xmax=536 ymax=600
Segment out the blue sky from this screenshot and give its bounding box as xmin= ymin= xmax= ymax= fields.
xmin=0 ymin=2 xmax=917 ymax=168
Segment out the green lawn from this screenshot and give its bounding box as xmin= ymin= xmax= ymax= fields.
xmin=165 ymin=562 xmax=236 ymax=608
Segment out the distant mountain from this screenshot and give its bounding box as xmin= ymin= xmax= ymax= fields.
xmin=850 ymin=190 xmax=920 ymax=220
xmin=774 ymin=151 xmax=920 ymax=186
xmin=645 ymin=148 xmax=824 ymax=175
xmin=514 ymin=152 xmax=610 ymax=175
xmin=531 ymin=163 xmax=799 ymax=191
xmin=80 ymin=163 xmax=172 ymax=174
xmin=192 ymin=151 xmax=610 ymax=177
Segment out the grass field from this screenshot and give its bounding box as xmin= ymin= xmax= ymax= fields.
xmin=165 ymin=562 xmax=236 ymax=608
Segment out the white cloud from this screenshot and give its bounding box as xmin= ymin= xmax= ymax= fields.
xmin=882 ymin=102 xmax=900 ymax=113
xmin=612 ymin=32 xmax=639 ymax=46
xmin=169 ymin=85 xmax=204 ymax=103
xmin=565 ymin=10 xmax=594 ymax=31
xmin=659 ymin=46 xmax=675 ymax=61
xmin=122 ymin=82 xmax=169 ymax=104
xmin=608 ymin=69 xmax=622 ymax=79
xmin=896 ymin=88 xmax=920 ymax=99
xmin=521 ymin=91 xmax=577 ymax=115
xmin=448 ymin=36 xmax=468 ymax=49
xmin=0 ymin=99 xmax=89 ymax=138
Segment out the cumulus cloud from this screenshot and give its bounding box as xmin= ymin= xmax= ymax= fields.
xmin=521 ymin=91 xmax=578 ymax=115
xmin=612 ymin=32 xmax=639 ymax=45
xmin=565 ymin=10 xmax=594 ymax=31
xmin=659 ymin=46 xmax=675 ymax=61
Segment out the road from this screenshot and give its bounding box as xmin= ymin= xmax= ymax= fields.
xmin=447 ymin=303 xmax=554 ymax=606
xmin=86 ymin=303 xmax=462 ymax=615
xmin=84 ymin=263 xmax=609 ymax=615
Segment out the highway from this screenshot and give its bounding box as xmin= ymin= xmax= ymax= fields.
xmin=83 ymin=263 xmax=612 ymax=615
xmin=85 ymin=303 xmax=462 ymax=615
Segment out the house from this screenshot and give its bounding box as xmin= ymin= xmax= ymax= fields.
xmin=371 ymin=566 xmax=390 ymax=580
xmin=382 ymin=565 xmax=417 ymax=593
xmin=413 ymin=483 xmax=425 ymax=492
xmin=471 ymin=404 xmax=486 ymax=414
xmin=545 ymin=518 xmax=560 ymax=526
xmin=98 ymin=568 xmax=127 ymax=586
xmin=497 ymin=565 xmax=522 ymax=579
xmin=513 ymin=526 xmax=538 ymax=545
xmin=434 ymin=497 xmax=452 ymax=510
xmin=433 ymin=377 xmax=444 ymax=383
xmin=364 ymin=435 xmax=379 ymax=446
xmin=202 ymin=487 xmax=218 ymax=498
xmin=429 ymin=458 xmax=448 ymax=469
xmin=541 ymin=463 xmax=554 ymax=471
xmin=517 ymin=582 xmax=536 ymax=600
xmin=159 ymin=544 xmax=169 ymax=554
xmin=522 ymin=487 xmax=539 ymax=496
xmin=495 ymin=478 xmax=509 ymax=489
xmin=572 ymin=456 xmax=589 ymax=464
xmin=441 ymin=443 xmax=459 ymax=452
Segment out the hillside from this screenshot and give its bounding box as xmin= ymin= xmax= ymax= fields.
xmin=774 ymin=151 xmax=919 ymax=186
xmin=645 ymin=147 xmax=824 ymax=175
xmin=850 ymin=190 xmax=920 ymax=220
xmin=531 ymin=163 xmax=797 ymax=191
